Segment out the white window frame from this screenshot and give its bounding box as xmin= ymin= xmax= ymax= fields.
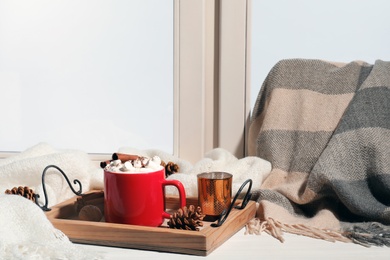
xmin=175 ymin=0 xmax=251 ymax=163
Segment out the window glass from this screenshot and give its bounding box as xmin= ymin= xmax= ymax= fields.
xmin=0 ymin=0 xmax=174 ymax=154
xmin=251 ymin=0 xmax=390 ymax=108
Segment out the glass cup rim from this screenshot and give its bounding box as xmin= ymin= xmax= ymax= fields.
xmin=197 ymin=171 xmax=232 ymax=180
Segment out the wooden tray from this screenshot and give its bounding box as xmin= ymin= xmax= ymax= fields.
xmin=45 ymin=190 xmax=256 ymax=256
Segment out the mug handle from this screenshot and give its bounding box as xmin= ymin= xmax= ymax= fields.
xmin=162 ymin=179 xmax=187 ymax=219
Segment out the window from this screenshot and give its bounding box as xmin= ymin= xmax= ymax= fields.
xmin=0 ymin=0 xmax=252 ymax=163
xmin=0 ymin=0 xmax=174 ymax=154
xmin=250 ymin=0 xmax=390 ymax=108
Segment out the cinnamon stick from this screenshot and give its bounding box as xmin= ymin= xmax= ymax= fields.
xmin=112 ymin=153 xmax=140 ymax=162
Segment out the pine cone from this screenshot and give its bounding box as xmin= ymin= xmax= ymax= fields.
xmin=4 ymin=186 xmax=36 ymax=202
xmin=162 ymin=161 xmax=179 ymax=177
xmin=167 ymin=205 xmax=205 ymax=231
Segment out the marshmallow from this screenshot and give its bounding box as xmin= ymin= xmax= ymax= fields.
xmin=133 ymin=159 xmax=142 ymax=168
xmin=147 ymin=160 xmax=160 ymax=170
xmin=111 ymin=159 xmax=122 ymax=166
xmin=120 ymin=161 xmax=135 ymax=172
xmin=151 ymin=156 xmax=161 ymax=166
xmin=104 ymin=155 xmax=163 ymax=173
xmin=141 ymin=157 xmax=150 ymax=167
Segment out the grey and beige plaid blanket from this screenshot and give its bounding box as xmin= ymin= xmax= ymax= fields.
xmin=248 ymin=59 xmax=390 ymax=246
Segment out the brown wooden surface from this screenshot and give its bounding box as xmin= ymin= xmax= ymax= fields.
xmin=45 ymin=190 xmax=256 ymax=256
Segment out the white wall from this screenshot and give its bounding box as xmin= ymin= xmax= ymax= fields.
xmin=250 ymin=0 xmax=390 ymax=108
xmin=0 ymin=0 xmax=173 ymax=154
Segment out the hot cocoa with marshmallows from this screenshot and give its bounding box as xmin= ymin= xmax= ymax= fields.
xmin=103 ymin=153 xmax=186 ymax=227
xmin=104 ymin=155 xmax=163 ymax=173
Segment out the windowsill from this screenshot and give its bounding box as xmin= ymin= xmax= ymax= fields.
xmin=75 ymin=227 xmax=388 ymax=259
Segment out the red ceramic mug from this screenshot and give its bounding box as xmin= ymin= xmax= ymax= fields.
xmin=104 ymin=167 xmax=186 ymax=227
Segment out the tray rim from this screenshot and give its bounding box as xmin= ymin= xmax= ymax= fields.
xmin=45 ymin=190 xmax=256 ymax=256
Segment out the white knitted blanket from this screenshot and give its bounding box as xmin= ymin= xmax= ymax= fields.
xmin=0 ymin=143 xmax=103 ymax=259
xmin=117 ymin=147 xmax=272 ymax=197
xmin=0 ymin=143 xmax=271 ymax=259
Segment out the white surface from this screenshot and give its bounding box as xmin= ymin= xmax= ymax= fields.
xmin=75 ymin=227 xmax=390 ymax=259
